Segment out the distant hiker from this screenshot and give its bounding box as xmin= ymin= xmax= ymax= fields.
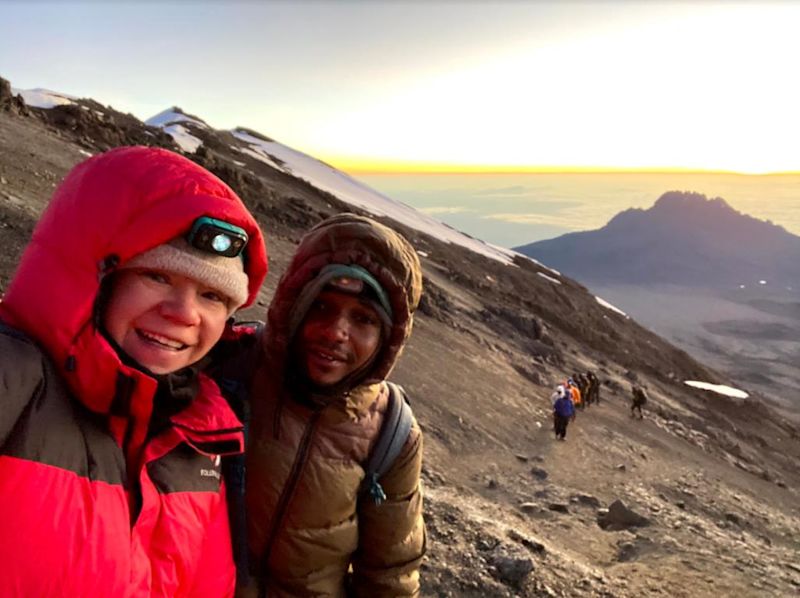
xmin=553 ymin=385 xmax=576 ymax=440
xmin=550 ymin=383 xmax=566 ymax=406
xmin=550 ymin=383 xmax=565 ymax=429
xmin=0 ymin=147 xmax=268 ymax=596
xmin=586 ymin=370 xmax=600 ymax=405
xmin=576 ymin=372 xmax=590 ymax=407
xmin=631 ymin=384 xmax=648 ymax=418
xmin=582 ymin=371 xmax=594 ymax=406
xmin=567 ymin=377 xmax=583 ymax=410
xmin=214 ymin=214 xmax=425 ymax=597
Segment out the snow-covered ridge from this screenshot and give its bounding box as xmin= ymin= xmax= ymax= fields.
xmin=228 ymin=129 xmax=520 ymax=266
xmin=11 ymin=88 xmax=76 ymax=109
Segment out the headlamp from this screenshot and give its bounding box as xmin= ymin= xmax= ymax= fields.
xmin=187 ymin=216 xmax=248 ymax=258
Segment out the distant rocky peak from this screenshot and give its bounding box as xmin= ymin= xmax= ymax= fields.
xmin=652 ymin=191 xmax=736 ymax=217
xmin=599 ymin=189 xmax=795 ymax=253
xmin=602 ymin=190 xmax=752 ymax=235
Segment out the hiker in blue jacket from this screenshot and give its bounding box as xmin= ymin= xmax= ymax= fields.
xmin=552 ymin=384 xmax=576 ymax=440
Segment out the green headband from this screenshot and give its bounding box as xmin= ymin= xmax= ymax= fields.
xmin=317 ymin=264 xmax=392 ymax=320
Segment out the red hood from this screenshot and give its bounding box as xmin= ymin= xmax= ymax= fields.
xmin=0 ymin=146 xmax=268 ymax=415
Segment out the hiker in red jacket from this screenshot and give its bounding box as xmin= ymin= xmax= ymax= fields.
xmin=0 ymin=147 xmax=267 ymax=597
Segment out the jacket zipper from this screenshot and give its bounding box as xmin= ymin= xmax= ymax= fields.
xmin=259 ymin=409 xmax=322 ymax=591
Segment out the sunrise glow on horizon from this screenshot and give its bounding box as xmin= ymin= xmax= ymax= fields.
xmin=4 ymin=2 xmax=800 ymax=176
xmin=330 ymin=161 xmax=800 ymax=177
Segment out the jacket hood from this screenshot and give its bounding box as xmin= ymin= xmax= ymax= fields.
xmin=0 ymin=146 xmax=268 ymax=415
xmin=264 ymin=213 xmax=422 ymax=394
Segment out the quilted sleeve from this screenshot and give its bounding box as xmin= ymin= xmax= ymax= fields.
xmin=351 ymin=422 xmax=426 ymax=597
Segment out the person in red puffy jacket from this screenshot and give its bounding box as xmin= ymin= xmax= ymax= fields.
xmin=0 ymin=147 xmax=267 ymax=597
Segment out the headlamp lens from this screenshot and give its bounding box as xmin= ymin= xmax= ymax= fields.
xmin=212 ymin=233 xmax=233 ymax=253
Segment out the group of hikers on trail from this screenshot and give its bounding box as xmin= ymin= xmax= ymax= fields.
xmin=549 ymin=371 xmax=648 ymax=439
xmin=0 ymin=147 xmax=425 ymax=597
xmin=549 ymin=371 xmax=600 ymax=440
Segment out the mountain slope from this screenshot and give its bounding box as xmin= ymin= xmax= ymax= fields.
xmin=515 ymin=191 xmax=800 ymax=288
xmin=2 ymin=77 xmax=799 ymax=597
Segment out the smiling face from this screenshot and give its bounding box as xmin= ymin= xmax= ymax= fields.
xmin=102 ymin=268 xmax=230 ymax=374
xmin=296 ymin=289 xmax=383 ymax=387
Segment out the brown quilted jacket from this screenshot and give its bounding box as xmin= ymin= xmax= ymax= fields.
xmin=244 ymin=214 xmax=425 ymax=597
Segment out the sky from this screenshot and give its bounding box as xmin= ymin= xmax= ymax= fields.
xmin=2 ymin=1 xmax=800 ymax=174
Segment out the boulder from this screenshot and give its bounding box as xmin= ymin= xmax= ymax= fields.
xmin=530 ymin=466 xmax=549 ymax=480
xmin=0 ymin=77 xmax=28 ymax=114
xmin=598 ymin=499 xmax=651 ymax=530
xmin=489 ymin=553 xmax=534 ymax=589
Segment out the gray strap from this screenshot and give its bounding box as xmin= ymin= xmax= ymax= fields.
xmin=361 ymin=381 xmax=414 ymax=504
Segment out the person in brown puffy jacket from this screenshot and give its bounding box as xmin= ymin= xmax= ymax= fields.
xmin=228 ymin=213 xmax=425 ymax=597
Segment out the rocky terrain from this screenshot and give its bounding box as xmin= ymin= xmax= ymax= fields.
xmin=2 ymin=76 xmax=799 ymax=597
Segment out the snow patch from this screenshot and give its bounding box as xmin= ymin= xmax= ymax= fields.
xmin=162 ymin=124 xmax=202 ymax=153
xmin=78 ymin=150 xmax=93 ymax=157
xmin=537 ymin=271 xmax=561 ymax=285
xmin=146 ymin=108 xmax=207 ymax=129
xmin=595 ymin=296 xmax=628 ymax=317
xmin=684 ymin=380 xmax=748 ymax=399
xmin=12 ymin=88 xmax=76 ymax=109
xmin=146 ymin=109 xmax=207 ymax=153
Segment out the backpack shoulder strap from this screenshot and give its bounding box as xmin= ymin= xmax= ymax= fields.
xmin=361 ymin=380 xmax=414 ymax=506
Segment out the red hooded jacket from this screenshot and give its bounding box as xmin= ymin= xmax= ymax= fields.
xmin=0 ymin=147 xmax=267 ymax=597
